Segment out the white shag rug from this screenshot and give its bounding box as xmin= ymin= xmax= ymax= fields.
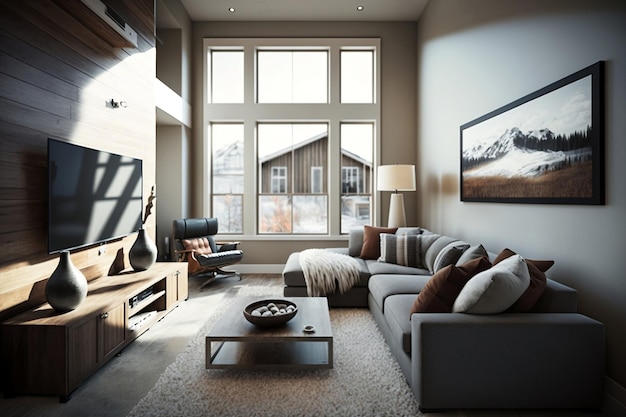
xmin=127 ymin=284 xmax=422 ymax=417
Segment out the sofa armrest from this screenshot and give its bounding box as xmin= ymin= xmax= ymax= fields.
xmin=411 ymin=313 xmax=605 ymax=411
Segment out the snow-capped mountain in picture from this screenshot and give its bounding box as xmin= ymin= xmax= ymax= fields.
xmin=462 ymin=126 xmax=592 ymax=178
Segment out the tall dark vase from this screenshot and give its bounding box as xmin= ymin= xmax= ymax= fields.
xmin=129 ymin=228 xmax=157 ymax=271
xmin=45 ymin=251 xmax=88 ymax=313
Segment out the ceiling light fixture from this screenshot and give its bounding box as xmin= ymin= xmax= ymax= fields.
xmin=228 ymin=7 xmax=235 ymax=13
xmin=357 ymin=6 xmax=364 ymax=11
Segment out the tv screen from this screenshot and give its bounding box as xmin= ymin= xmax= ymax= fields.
xmin=48 ymin=138 xmax=143 ymax=254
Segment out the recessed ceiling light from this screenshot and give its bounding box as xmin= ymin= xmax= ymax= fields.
xmin=357 ymin=6 xmax=364 ymax=11
xmin=228 ymin=7 xmax=236 ymax=13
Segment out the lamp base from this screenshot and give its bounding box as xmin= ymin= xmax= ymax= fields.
xmin=388 ymin=193 xmax=407 ymax=228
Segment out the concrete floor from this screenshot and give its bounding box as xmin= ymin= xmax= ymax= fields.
xmin=0 ymin=273 xmax=275 ymax=417
xmin=1 ymin=273 xmax=624 ymax=417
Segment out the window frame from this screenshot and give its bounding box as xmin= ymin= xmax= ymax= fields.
xmin=203 ymin=38 xmax=381 ymax=238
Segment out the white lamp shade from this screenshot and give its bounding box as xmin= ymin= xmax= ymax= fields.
xmin=377 ymin=165 xmax=416 ymax=191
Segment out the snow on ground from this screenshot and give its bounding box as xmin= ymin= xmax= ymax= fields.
xmin=463 ymin=147 xmax=592 ymax=178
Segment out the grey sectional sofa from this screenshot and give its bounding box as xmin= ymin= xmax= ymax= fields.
xmin=282 ymin=227 xmax=606 ymax=411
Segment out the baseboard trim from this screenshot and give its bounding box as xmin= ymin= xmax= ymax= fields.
xmin=605 ymin=376 xmax=626 ymax=416
xmin=235 ymin=264 xmax=285 ymax=275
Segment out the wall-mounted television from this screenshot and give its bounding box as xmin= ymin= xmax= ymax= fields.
xmin=48 ymin=138 xmax=143 ymax=254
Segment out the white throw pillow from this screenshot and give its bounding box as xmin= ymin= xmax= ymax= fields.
xmin=452 ymin=254 xmax=531 ymax=314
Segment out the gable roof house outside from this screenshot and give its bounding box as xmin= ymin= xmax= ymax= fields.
xmin=254 ymin=132 xmax=372 ymax=229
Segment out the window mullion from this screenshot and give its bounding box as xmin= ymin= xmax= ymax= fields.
xmin=330 ymin=46 xmax=340 ymax=104
xmin=328 ymin=120 xmax=341 ymax=235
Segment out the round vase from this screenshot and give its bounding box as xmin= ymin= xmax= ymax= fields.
xmin=129 ymin=228 xmax=157 ymax=271
xmin=45 ymin=251 xmax=88 ymax=313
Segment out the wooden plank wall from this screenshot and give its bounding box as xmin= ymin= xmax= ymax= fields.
xmin=0 ymin=0 xmax=156 ymax=321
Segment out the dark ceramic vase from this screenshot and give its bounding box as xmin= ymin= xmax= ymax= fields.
xmin=45 ymin=251 xmax=88 ymax=313
xmin=129 ymin=228 xmax=157 ymax=271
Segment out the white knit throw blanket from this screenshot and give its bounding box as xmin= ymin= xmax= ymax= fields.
xmin=299 ymin=249 xmax=361 ymax=297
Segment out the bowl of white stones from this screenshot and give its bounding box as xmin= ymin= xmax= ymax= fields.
xmin=243 ymin=299 xmax=298 ymax=327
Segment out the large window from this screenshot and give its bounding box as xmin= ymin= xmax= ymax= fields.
xmin=204 ymin=38 xmax=380 ymax=236
xmin=341 ymin=123 xmax=373 ymax=233
xmin=257 ymin=51 xmax=328 ymax=103
xmin=258 ymin=123 xmax=329 ymax=234
xmin=211 ymin=123 xmax=244 ymax=233
xmin=208 ymin=50 xmax=244 ymax=103
xmin=341 ymin=50 xmax=374 ymax=103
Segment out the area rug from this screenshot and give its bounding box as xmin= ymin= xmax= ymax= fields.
xmin=126 ymin=284 xmax=422 ymax=417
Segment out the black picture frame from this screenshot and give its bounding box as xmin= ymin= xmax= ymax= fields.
xmin=460 ymin=61 xmax=604 ymax=204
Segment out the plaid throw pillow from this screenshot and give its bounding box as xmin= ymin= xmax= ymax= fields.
xmin=378 ymin=233 xmax=423 ymax=268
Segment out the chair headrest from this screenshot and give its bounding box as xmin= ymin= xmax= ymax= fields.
xmin=173 ymin=218 xmax=218 ymax=239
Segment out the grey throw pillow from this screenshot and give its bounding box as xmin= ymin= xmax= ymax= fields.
xmin=433 ymin=243 xmax=470 ymax=272
xmin=378 ymin=233 xmax=423 ymax=268
xmin=455 ymin=244 xmax=488 ymax=265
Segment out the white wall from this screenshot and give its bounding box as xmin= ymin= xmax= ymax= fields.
xmin=156 ymin=125 xmax=190 ymax=259
xmin=155 ymin=0 xmax=193 ymax=258
xmin=417 ymin=0 xmax=626 ymax=405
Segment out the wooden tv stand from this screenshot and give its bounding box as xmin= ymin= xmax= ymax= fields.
xmin=1 ymin=262 xmax=188 ymax=402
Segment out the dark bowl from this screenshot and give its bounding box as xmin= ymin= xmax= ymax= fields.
xmin=243 ymin=299 xmax=298 ymax=327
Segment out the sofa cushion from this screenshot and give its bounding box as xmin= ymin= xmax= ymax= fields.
xmin=494 ymin=248 xmax=554 ymax=312
xmin=456 ymin=244 xmax=489 ymax=265
xmin=348 ymin=228 xmax=365 ymax=257
xmin=368 ymin=274 xmax=431 ymax=314
xmin=453 ymin=255 xmax=531 ymax=314
xmin=360 ymin=226 xmax=398 ymax=259
xmin=423 ymin=235 xmax=460 ymax=273
xmin=383 ymin=294 xmax=417 ymax=354
xmin=432 ymin=243 xmax=470 ymax=272
xmin=378 ymin=233 xmax=423 ymax=268
xmin=530 ymin=279 xmax=578 ymax=313
xmin=366 ymin=259 xmax=429 ymax=276
xmin=396 ymin=227 xmax=424 ymax=236
xmin=411 ymin=256 xmax=492 ymax=313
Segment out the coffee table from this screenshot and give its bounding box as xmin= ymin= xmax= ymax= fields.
xmin=205 ymin=296 xmax=333 ymax=370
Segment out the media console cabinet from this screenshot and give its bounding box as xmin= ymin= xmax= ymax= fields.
xmin=1 ymin=262 xmax=188 ymax=402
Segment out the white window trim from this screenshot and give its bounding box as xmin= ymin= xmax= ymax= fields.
xmin=203 ymin=38 xmax=381 ymax=237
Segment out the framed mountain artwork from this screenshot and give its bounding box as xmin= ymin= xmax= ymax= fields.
xmin=460 ymin=61 xmax=604 ymax=205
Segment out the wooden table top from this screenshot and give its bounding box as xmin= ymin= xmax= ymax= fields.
xmin=207 ymin=296 xmax=332 ymax=341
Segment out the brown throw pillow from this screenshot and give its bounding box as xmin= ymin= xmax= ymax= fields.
xmin=410 ymin=256 xmax=492 ymax=314
xmin=182 ymin=237 xmax=213 ymax=255
xmin=494 ymin=248 xmax=552 ymax=312
xmin=494 ymin=248 xmax=554 ymax=272
xmin=360 ymin=225 xmax=398 ymax=259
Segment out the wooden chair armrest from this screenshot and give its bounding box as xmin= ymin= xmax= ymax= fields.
xmin=216 ymin=241 xmax=240 ymax=245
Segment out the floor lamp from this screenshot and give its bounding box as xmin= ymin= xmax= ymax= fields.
xmin=377 ymin=165 xmax=416 ymax=228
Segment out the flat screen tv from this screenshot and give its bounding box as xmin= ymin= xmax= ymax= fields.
xmin=48 ymin=138 xmax=143 ymax=254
